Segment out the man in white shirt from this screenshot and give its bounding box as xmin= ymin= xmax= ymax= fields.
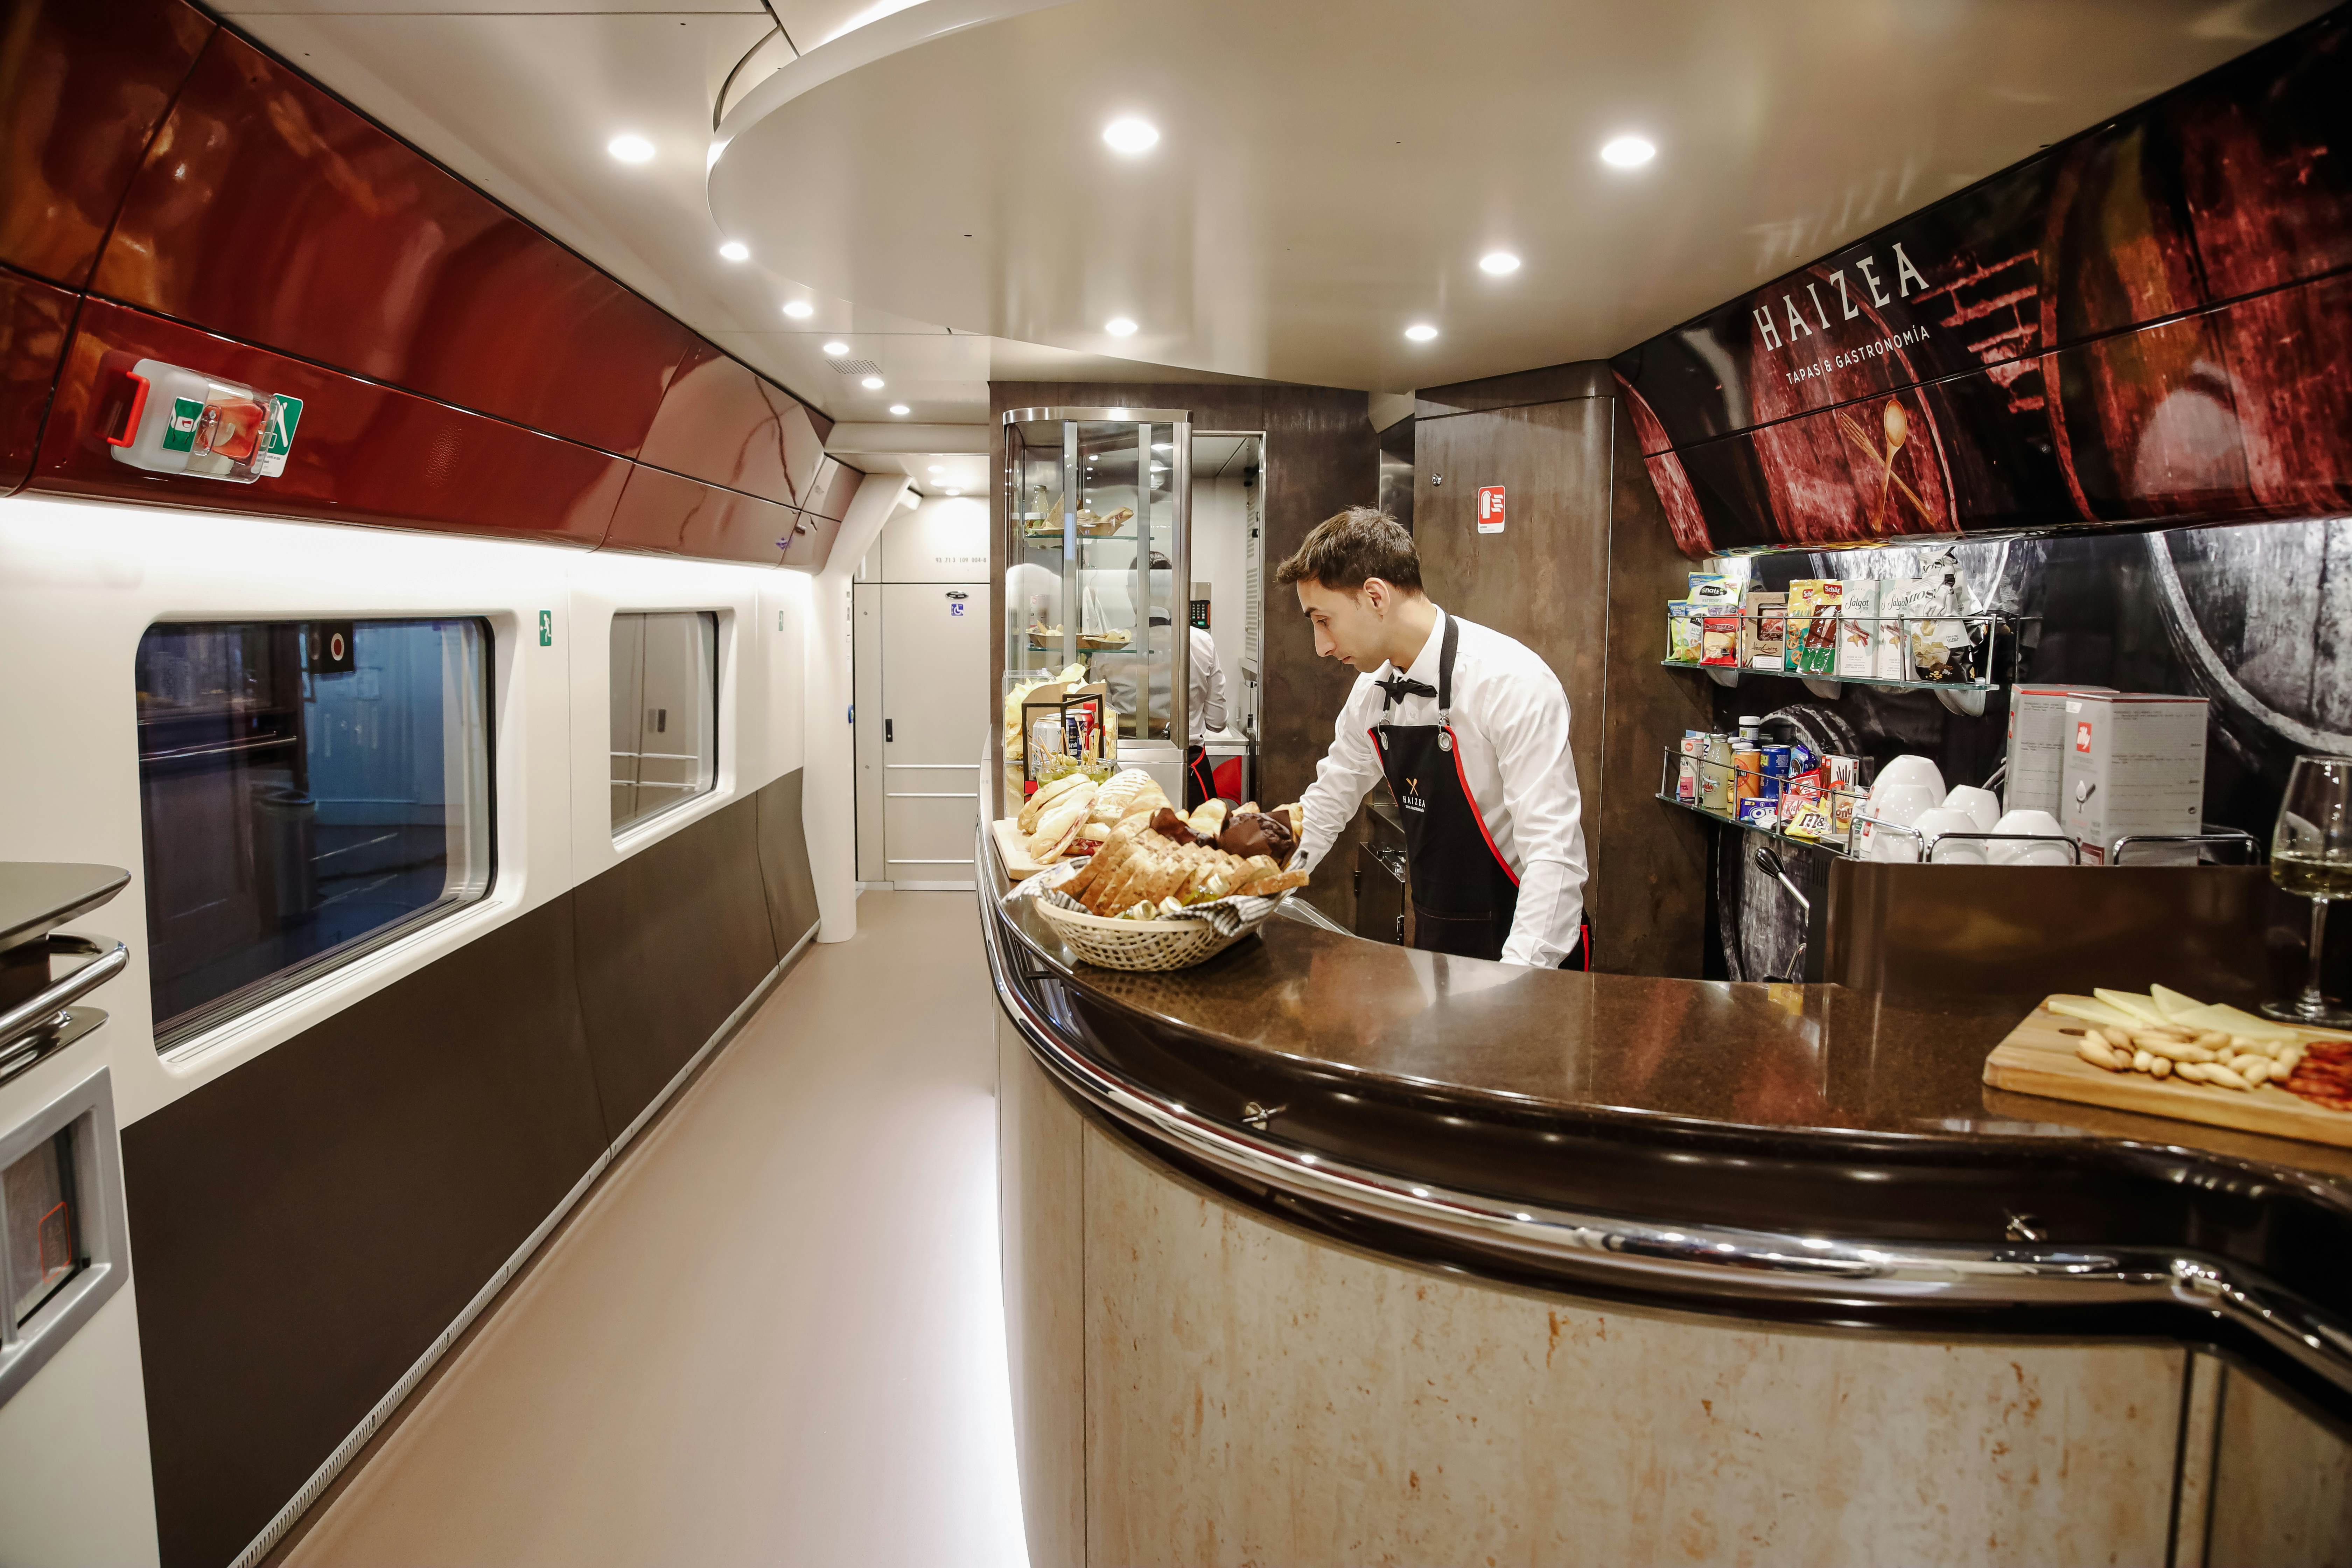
xmin=1278 ymin=508 xmax=1590 ymax=968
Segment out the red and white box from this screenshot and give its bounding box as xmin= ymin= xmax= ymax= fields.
xmin=2058 ymin=692 xmax=2209 ymax=863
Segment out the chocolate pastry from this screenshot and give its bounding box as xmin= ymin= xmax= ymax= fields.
xmin=1218 ymin=810 xmax=1296 ymax=866
xmin=1149 ymin=805 xmax=1198 ymax=846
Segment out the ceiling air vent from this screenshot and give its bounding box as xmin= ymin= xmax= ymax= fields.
xmin=825 ymin=357 xmax=883 ymax=377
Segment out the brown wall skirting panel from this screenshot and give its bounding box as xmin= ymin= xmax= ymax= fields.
xmin=570 ymin=795 xmax=780 ymax=1140
xmin=753 ymin=769 xmax=821 ymax=957
xmin=121 ymin=895 xmax=610 ymax=1568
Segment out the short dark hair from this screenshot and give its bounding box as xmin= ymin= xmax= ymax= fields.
xmin=1274 ymin=507 xmax=1422 ymax=593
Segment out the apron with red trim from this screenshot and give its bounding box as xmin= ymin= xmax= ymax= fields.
xmin=1370 ymin=616 xmax=1525 ymax=961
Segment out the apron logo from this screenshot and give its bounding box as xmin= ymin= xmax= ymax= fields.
xmin=1401 ymin=775 xmax=1425 ymax=812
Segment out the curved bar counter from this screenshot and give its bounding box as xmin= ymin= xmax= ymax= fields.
xmin=982 ymin=818 xmax=2352 ymax=1565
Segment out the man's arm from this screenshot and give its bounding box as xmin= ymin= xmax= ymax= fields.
xmin=1483 ymin=669 xmax=1589 ymax=967
xmin=1293 ymin=681 xmax=1382 ymax=874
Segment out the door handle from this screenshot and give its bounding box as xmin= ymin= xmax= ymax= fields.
xmin=885 ymin=719 xmax=894 ymax=742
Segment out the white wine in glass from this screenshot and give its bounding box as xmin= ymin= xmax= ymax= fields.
xmin=2266 ymin=755 xmax=2352 ymax=1026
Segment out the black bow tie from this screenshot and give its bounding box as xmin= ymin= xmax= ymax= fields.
xmin=1376 ymin=674 xmax=1436 ymax=704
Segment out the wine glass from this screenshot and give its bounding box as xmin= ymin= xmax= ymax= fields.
xmin=2266 ymin=755 xmax=2352 ymax=1025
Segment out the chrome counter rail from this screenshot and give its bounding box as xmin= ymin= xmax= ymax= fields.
xmin=976 ymin=819 xmax=2352 ymax=1408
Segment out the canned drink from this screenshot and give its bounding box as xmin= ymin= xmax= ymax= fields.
xmin=1731 ymin=740 xmax=1765 ymax=802
xmin=1760 ymin=744 xmax=1791 ymax=800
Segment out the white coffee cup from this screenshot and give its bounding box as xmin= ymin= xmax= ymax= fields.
xmin=1914 ymin=806 xmax=1987 ymax=863
xmin=1942 ymin=785 xmax=2001 ymax=833
xmin=1870 ymin=754 xmax=1946 ymax=804
xmin=1989 ymin=808 xmax=2072 ymax=867
xmin=1860 ymin=782 xmax=1940 ymax=861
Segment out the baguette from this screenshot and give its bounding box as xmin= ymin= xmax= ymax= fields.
xmin=1027 ymin=788 xmax=1095 ymax=855
xmin=1033 ymin=820 xmax=1083 ymax=865
xmin=1238 ymin=867 xmax=1310 ymax=897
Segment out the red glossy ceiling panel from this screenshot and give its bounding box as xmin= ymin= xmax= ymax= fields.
xmin=636 ymin=341 xmax=828 ymax=506
xmin=0 ymin=0 xmax=212 ymax=289
xmin=796 ymin=453 xmax=863 ymax=521
xmin=0 ymin=266 xmax=78 ymax=495
xmin=604 ymin=463 xmax=794 ymax=566
xmin=35 ymin=299 xmax=626 ymax=546
xmin=93 ymin=32 xmax=692 ymax=458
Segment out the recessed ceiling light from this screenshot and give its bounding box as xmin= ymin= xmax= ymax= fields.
xmin=718 ymin=240 xmax=750 ymax=262
xmin=1600 ymin=135 xmax=1656 ymax=168
xmin=1102 ymin=118 xmax=1158 ymax=154
xmin=1105 ymin=317 xmax=1138 ymax=336
xmin=946 ymin=488 xmax=962 ymax=496
xmin=782 ymin=299 xmax=814 ymax=318
xmin=821 ymin=340 xmax=849 ymax=355
xmin=1404 ymin=323 xmax=1439 ymax=342
xmin=928 ymin=465 xmax=944 ymax=474
xmin=888 ymin=404 xmax=910 ymax=416
xmin=607 ymin=134 xmax=654 ymax=164
xmin=861 ymin=375 xmax=884 ymax=389
xmin=1478 ymin=250 xmax=1520 ymax=275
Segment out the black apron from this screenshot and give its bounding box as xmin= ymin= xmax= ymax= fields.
xmin=1184 ymin=745 xmax=1215 ymax=810
xmin=1372 ymin=617 xmax=1590 ymax=968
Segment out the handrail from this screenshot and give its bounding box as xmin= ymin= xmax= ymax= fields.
xmin=0 ymin=935 xmax=127 ymax=1051
xmin=975 ymin=817 xmax=2352 ymax=1407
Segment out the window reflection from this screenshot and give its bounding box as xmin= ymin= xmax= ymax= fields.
xmin=135 ymin=619 xmax=495 ymax=1044
xmin=609 ymin=611 xmax=719 ymax=834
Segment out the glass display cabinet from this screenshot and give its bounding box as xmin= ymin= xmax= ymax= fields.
xmin=1002 ymin=406 xmax=1191 ymax=794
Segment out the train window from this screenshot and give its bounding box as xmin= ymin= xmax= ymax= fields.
xmin=609 ymin=611 xmax=718 ymax=836
xmin=134 ymin=620 xmax=495 ymax=1046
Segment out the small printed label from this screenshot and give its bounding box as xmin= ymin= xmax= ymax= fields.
xmin=1477 ymin=484 xmax=1505 ymax=534
xmin=162 ymin=396 xmax=202 ymax=454
xmin=950 ymin=601 xmax=965 ymax=617
xmin=250 ymin=393 xmax=303 ymax=477
xmin=538 ymin=610 xmax=553 ymax=647
xmin=2075 ymin=720 xmax=2093 ymax=752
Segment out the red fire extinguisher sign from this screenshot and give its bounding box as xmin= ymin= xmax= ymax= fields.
xmin=1477 ymin=485 xmax=1505 ymax=534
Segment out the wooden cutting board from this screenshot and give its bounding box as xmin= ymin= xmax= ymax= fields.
xmin=992 ymin=817 xmax=1052 ymax=882
xmin=1984 ymin=995 xmax=2352 ymax=1149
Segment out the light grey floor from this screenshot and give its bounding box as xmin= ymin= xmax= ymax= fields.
xmin=285 ymin=891 xmax=1030 ymax=1567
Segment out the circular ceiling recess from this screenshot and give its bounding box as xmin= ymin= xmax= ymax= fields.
xmin=708 ymin=0 xmax=2334 ymax=390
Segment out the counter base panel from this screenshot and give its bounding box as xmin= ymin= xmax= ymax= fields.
xmin=1001 ymin=1018 xmax=2352 ymax=1566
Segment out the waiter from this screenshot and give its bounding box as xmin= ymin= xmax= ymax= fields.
xmin=1278 ymin=507 xmax=1590 ymax=968
xmin=1094 ymin=554 xmax=1229 ymax=807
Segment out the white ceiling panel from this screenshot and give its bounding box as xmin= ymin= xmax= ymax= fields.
xmin=710 ymin=0 xmax=2337 ymax=391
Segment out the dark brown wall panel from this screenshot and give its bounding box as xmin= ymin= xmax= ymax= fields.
xmin=36 ymin=299 xmax=628 ymax=545
xmin=604 ymin=462 xmax=796 ymax=565
xmin=570 ymin=797 xmax=778 ymax=1139
xmin=1597 ymin=399 xmax=1712 ymax=976
xmin=121 ymin=897 xmax=610 ymax=1568
xmin=0 ymin=264 xmax=76 ymax=493
xmin=636 ymin=341 xmax=828 ymax=505
xmin=0 ymin=0 xmax=212 ymax=289
xmin=1414 ymin=395 xmax=1611 ymax=891
xmin=93 ymin=32 xmax=692 ymax=458
xmin=753 ymin=768 xmax=820 ymax=954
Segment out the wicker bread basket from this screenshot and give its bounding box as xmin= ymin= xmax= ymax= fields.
xmin=1012 ymin=859 xmax=1290 ymax=973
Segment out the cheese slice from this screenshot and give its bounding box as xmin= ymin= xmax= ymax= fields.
xmin=2175 ymin=1001 xmax=2352 ymax=1044
xmin=2149 ymin=984 xmax=2205 ymax=1022
xmin=2049 ymin=996 xmax=2142 ymax=1030
xmin=2093 ymin=989 xmax=2172 ymax=1027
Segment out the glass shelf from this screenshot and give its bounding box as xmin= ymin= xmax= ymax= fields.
xmin=1653 ymin=789 xmax=1858 ymax=857
xmin=1020 ymin=531 xmax=1139 ymax=547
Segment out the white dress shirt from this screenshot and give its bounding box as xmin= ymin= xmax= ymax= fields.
xmin=1097 ymin=620 xmax=1229 ymax=743
xmin=1296 ymin=607 xmax=1589 ymax=967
